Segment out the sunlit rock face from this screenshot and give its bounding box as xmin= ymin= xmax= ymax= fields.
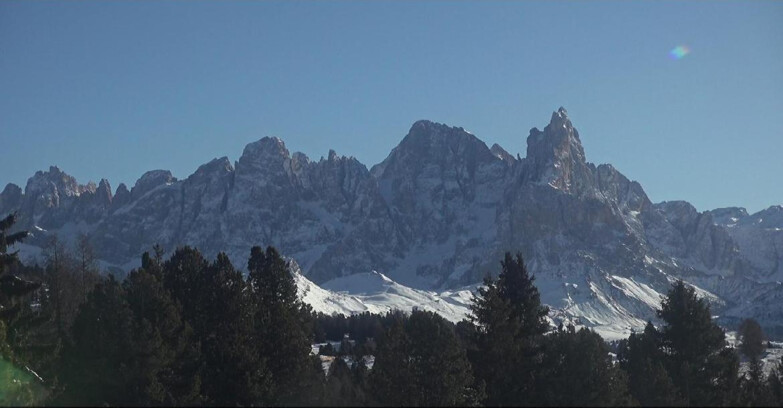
xmin=3 ymin=108 xmax=781 ymax=337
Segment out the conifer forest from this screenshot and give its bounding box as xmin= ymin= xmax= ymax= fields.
xmin=1 ymin=212 xmax=782 ymax=406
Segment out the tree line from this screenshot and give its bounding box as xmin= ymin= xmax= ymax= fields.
xmin=1 ymin=213 xmax=782 ymax=406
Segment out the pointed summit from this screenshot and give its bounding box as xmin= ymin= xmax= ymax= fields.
xmin=240 ymin=137 xmax=289 ymax=161
xmin=372 ymin=119 xmax=497 ymax=179
xmin=131 ymin=170 xmax=176 ymax=200
xmin=235 ymin=137 xmax=292 ymax=178
xmin=95 ymin=178 xmax=113 ymax=205
xmin=551 ymin=106 xmax=569 ymax=123
xmin=0 ymin=183 xmax=22 ymax=214
xmin=490 ymin=143 xmax=515 ymax=164
xmin=192 ymin=157 xmax=234 ymax=178
xmin=524 ymin=107 xmax=592 ymax=192
xmin=25 ymin=166 xmax=83 ymax=198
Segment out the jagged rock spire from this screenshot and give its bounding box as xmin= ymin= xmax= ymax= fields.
xmin=524 ymin=107 xmax=592 ymax=193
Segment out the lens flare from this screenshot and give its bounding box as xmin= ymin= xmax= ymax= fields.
xmin=669 ymin=45 xmax=691 ymax=60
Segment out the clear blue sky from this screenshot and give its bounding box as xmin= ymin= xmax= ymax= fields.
xmin=1 ymin=1 xmax=781 ymax=213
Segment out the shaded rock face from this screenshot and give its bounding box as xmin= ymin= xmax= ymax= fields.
xmin=708 ymin=205 xmax=783 ymax=284
xmin=2 ymin=108 xmax=782 ymax=334
xmin=368 ymin=120 xmax=510 ymax=287
xmin=524 ymin=107 xmax=594 ymax=194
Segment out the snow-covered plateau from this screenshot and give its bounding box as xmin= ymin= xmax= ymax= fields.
xmin=3 ymin=107 xmax=782 ymax=339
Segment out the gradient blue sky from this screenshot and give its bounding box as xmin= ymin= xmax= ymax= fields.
xmin=1 ymin=1 xmax=781 ymax=213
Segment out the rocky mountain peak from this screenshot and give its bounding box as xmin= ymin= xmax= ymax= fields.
xmin=490 ymin=143 xmax=515 ymax=164
xmin=24 ymin=165 xmax=83 ymax=198
xmin=372 ymin=119 xmax=497 ymax=180
xmin=0 ymin=183 xmax=23 ymax=215
xmin=114 ymin=183 xmax=130 ymax=198
xmin=524 ymin=107 xmax=592 ymax=192
xmin=111 ymin=183 xmax=131 ymax=211
xmin=750 ymin=205 xmax=783 ymax=229
xmin=240 ymin=137 xmax=289 ymax=162
xmin=235 ymin=137 xmax=293 ymax=183
xmin=403 ymin=120 xmax=478 ymax=146
xmin=94 ymin=178 xmax=113 ymax=205
xmin=709 ymin=207 xmax=749 ymax=226
xmin=21 ymin=166 xmax=86 ymax=213
xmin=131 ymin=170 xmax=176 ymax=200
xmin=191 ymin=157 xmax=234 ymax=179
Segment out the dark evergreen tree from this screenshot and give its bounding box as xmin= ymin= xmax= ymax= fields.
xmin=157 ymin=247 xmax=276 ymax=404
xmin=42 ymin=235 xmax=81 ymax=342
xmin=537 ymin=325 xmax=633 ymax=406
xmin=319 ymin=342 xmax=337 ymax=356
xmin=0 ymin=214 xmax=46 ymax=403
xmin=617 ymin=321 xmax=681 ymax=406
xmin=353 ymin=358 xmax=373 ymax=405
xmin=56 ymin=276 xmax=135 ymax=405
xmin=768 ymin=356 xmax=783 ymax=406
xmin=712 ymin=347 xmax=743 ymax=406
xmin=658 ymin=280 xmax=738 ymax=406
xmin=247 ymin=245 xmax=313 ymax=405
xmin=739 ymin=357 xmax=775 ymax=407
xmin=324 ymin=357 xmax=369 ymax=406
xmin=199 ymin=252 xmax=272 ymax=405
xmin=469 ymin=252 xmax=549 ymax=406
xmin=160 ymin=246 xmax=211 ymax=326
xmin=0 ymin=213 xmax=40 ymax=357
xmin=370 ymin=310 xmax=481 ymax=406
xmin=737 ymin=318 xmax=774 ymax=406
xmin=74 ymin=234 xmax=100 ymax=302
xmin=297 ymin=354 xmax=329 ymax=406
xmin=739 ymin=318 xmax=766 ymax=361
xmin=58 ymin=253 xmax=205 ymax=405
xmin=369 ymin=316 xmax=411 ymax=405
xmin=3 ymin=263 xmax=58 ymax=382
xmin=122 ymin=267 xmax=203 ymax=405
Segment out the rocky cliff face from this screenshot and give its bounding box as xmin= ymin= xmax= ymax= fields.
xmin=3 ymin=108 xmax=781 ymax=336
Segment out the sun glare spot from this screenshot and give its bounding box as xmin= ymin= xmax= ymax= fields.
xmin=669 ymin=45 xmax=691 ymax=60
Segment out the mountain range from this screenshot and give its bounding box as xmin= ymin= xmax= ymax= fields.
xmin=3 ymin=107 xmax=781 ymax=339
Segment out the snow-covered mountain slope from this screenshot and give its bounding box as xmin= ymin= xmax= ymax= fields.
xmin=291 ymin=261 xmax=475 ymax=324
xmin=293 ymin=260 xmax=664 ymax=341
xmin=3 ymin=107 xmax=782 ymax=337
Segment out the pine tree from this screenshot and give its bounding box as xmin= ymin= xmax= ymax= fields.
xmin=0 ymin=213 xmax=45 ymax=403
xmin=56 ymin=276 xmax=135 ymax=405
xmin=370 ymin=310 xmax=481 ymax=406
xmin=658 ymin=280 xmax=737 ymax=406
xmin=739 ymin=318 xmax=766 ymax=361
xmin=3 ymin=262 xmax=57 ymax=382
xmin=199 ymin=252 xmax=272 ymax=405
xmin=0 ymin=213 xmax=40 ymax=356
xmin=617 ymin=321 xmax=681 ymax=406
xmin=740 ymin=357 xmax=775 ymax=407
xmin=42 ymin=236 xmax=81 ymax=342
xmin=768 ymin=356 xmax=783 ymax=406
xmin=369 ymin=316 xmax=412 ymax=405
xmin=537 ymin=325 xmax=633 ymax=406
xmin=158 ymin=247 xmax=276 ymax=404
xmin=737 ymin=318 xmax=774 ymax=406
xmin=470 ymin=252 xmax=549 ymax=406
xmin=74 ymin=234 xmax=100 ymax=303
xmin=160 ymin=246 xmax=211 ymax=325
xmin=298 ymin=354 xmax=329 ymax=406
xmin=122 ymin=267 xmax=203 ymax=405
xmin=324 ymin=357 xmax=367 ymax=406
xmin=247 ymin=245 xmax=313 ymax=405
